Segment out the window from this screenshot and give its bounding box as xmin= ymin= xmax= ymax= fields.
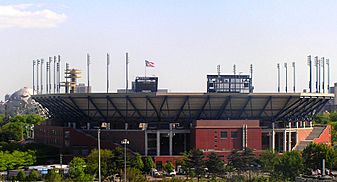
xmin=231 ymin=131 xmax=238 ymax=139
xmin=220 ymin=131 xmax=227 ymax=139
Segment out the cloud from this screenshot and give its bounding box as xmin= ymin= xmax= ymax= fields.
xmin=0 ymin=4 xmax=66 ymax=28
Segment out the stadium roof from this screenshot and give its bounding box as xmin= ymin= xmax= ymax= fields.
xmin=33 ymin=92 xmax=333 ymax=126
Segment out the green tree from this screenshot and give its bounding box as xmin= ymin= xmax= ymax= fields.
xmin=143 ymin=156 xmax=155 ymax=173
xmin=205 ymin=152 xmax=225 ymax=178
xmin=107 ymin=147 xmax=125 ymax=175
xmin=302 ymin=143 xmax=337 ymax=172
xmin=163 ymin=161 xmax=175 ymax=174
xmin=45 ymin=169 xmax=62 ymax=182
xmin=25 ymin=114 xmax=46 ymax=124
xmin=27 ymin=170 xmax=41 ymax=181
xmin=228 ymin=148 xmax=257 ymax=172
xmin=130 ymin=153 xmax=144 ymax=171
xmin=86 ymin=149 xmax=113 ymax=179
xmin=0 ymin=150 xmax=35 ymax=171
xmin=259 ymin=150 xmax=279 ymax=172
xmin=274 ymin=150 xmax=304 ymax=181
xmin=16 ymin=170 xmax=26 ymax=181
xmin=122 ymin=167 xmax=147 ymax=182
xmin=1 ymin=121 xmax=24 ymax=141
xmin=68 ymin=157 xmax=93 ymax=181
xmin=183 ymin=149 xmax=205 ymax=181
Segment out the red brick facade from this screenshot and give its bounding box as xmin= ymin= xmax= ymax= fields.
xmin=192 ymin=120 xmax=262 ymax=160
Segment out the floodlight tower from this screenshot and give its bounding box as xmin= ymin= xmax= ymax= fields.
xmin=277 ymin=63 xmax=280 ymax=93
xmin=307 ymin=55 xmax=312 ymax=93
xmin=284 ymin=63 xmax=288 ymax=93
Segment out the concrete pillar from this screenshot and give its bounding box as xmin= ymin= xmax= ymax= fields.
xmin=296 ymin=130 xmax=299 ymax=147
xmin=309 ymin=121 xmax=313 ymax=127
xmin=288 ymin=123 xmax=292 ymax=151
xmin=271 ymin=123 xmax=275 ymax=152
xmin=296 ymin=121 xmax=299 ymax=128
xmin=145 ymin=131 xmax=148 ymax=156
xmin=303 ymin=121 xmax=306 ymax=128
xmin=169 ymin=124 xmax=173 ymax=156
xmin=87 ymin=122 xmax=90 ymax=129
xmin=183 ymin=133 xmax=187 ymax=152
xmin=156 ymin=130 xmax=160 ymax=156
xmin=283 ymin=129 xmax=287 ymax=152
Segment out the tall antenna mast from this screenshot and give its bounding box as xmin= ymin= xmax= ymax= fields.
xmin=315 ymin=56 xmax=319 ymax=93
xmin=284 ymin=62 xmax=288 ymax=93
xmin=87 ymin=54 xmax=90 ymax=93
xmin=217 ymin=65 xmax=220 ymax=76
xmin=107 ymin=53 xmax=110 ymax=93
xmin=277 ymin=63 xmax=280 ymax=93
xmin=33 ymin=60 xmax=35 ymax=95
xmin=292 ymin=62 xmax=295 ymax=93
xmin=327 ymin=59 xmax=330 ymax=92
xmin=307 ymin=55 xmax=312 ymax=93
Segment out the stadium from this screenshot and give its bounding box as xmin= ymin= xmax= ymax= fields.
xmin=31 ymin=68 xmax=333 ymax=166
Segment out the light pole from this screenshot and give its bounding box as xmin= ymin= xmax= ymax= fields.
xmin=98 ymin=128 xmax=101 ymax=182
xmin=121 ymin=138 xmax=129 ymax=182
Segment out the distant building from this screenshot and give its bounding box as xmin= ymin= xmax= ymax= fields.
xmin=207 ymin=74 xmax=253 ymax=93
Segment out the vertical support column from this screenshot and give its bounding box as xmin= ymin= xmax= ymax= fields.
xmin=87 ymin=122 xmax=90 ymax=129
xmin=271 ymin=123 xmax=275 ymax=152
xmin=169 ymin=124 xmax=173 ymax=156
xmin=283 ymin=129 xmax=287 ymax=152
xmin=183 ymin=133 xmax=187 ymax=152
xmin=296 ymin=130 xmax=299 ymax=147
xmin=156 ymin=130 xmax=160 ymax=156
xmin=288 ymin=122 xmax=292 ymax=151
xmin=145 ymin=131 xmax=148 ymax=156
xmin=296 ymin=121 xmax=299 ymax=128
xmin=303 ymin=121 xmax=306 ymax=128
xmin=309 ymin=121 xmax=313 ymax=128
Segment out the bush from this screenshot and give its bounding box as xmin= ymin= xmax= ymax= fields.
xmin=27 ymin=169 xmax=41 ymax=181
xmin=16 ymin=170 xmax=26 ymax=181
xmin=45 ymin=169 xmax=62 ymax=182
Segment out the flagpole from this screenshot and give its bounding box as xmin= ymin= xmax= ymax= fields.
xmin=145 ymin=61 xmax=147 ymax=78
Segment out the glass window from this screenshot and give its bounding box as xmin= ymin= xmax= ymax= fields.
xmin=231 ymin=131 xmax=238 ymax=139
xmin=220 ymin=131 xmax=227 ymax=139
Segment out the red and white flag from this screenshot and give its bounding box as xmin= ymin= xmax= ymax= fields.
xmin=145 ymin=60 xmax=155 ymax=67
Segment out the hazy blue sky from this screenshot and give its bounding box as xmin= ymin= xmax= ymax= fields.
xmin=1 ymin=0 xmax=337 ymax=98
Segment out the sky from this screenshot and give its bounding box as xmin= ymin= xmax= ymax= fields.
xmin=1 ymin=0 xmax=337 ymax=99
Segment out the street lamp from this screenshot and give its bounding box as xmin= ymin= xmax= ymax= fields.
xmin=98 ymin=128 xmax=101 ymax=182
xmin=121 ymin=138 xmax=130 ymax=182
